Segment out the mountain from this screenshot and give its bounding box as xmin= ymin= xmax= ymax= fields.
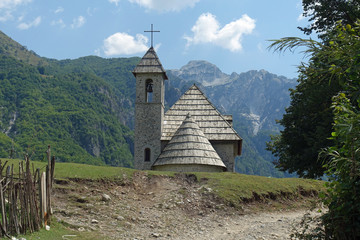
xmin=169 ymin=60 xmax=232 ymax=86
xmin=168 ymin=61 xmax=297 ymax=177
xmin=0 ymin=30 xmax=297 ymax=177
xmin=0 ymin=32 xmax=136 ymax=167
xmin=0 ymin=30 xmax=47 ymax=67
xmin=168 ymin=62 xmax=295 ymax=135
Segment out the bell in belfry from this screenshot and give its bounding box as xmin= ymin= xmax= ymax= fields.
xmin=146 ymin=83 xmax=153 ymax=92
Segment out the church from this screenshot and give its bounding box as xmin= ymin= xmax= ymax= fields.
xmin=133 ymin=46 xmax=242 ymax=172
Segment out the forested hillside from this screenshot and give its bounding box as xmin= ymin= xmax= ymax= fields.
xmin=0 ymin=32 xmax=136 ymax=167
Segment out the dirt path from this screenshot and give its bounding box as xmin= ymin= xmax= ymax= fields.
xmin=187 ymin=210 xmax=309 ymax=240
xmin=52 ymin=174 xmax=319 ymax=240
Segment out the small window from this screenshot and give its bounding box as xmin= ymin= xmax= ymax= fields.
xmin=146 ymin=80 xmax=153 ymax=103
xmin=144 ymin=148 xmax=151 ymax=162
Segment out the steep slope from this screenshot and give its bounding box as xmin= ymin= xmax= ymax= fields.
xmin=0 ymin=51 xmax=134 ymax=167
xmin=45 ymin=56 xmax=140 ymax=129
xmin=0 ymin=30 xmax=47 ymax=67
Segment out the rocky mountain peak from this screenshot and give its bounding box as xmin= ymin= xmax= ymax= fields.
xmin=180 ymin=60 xmax=222 ymax=75
xmin=168 ymin=60 xmax=230 ymax=86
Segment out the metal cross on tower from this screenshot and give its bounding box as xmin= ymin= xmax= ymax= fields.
xmin=144 ymin=24 xmax=160 ymax=47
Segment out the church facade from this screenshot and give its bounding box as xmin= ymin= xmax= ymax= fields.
xmin=133 ymin=47 xmax=242 ymax=172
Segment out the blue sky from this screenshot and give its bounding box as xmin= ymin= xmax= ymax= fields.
xmin=0 ymin=0 xmax=315 ymax=78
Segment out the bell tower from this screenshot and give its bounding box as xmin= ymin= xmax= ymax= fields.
xmin=133 ymin=47 xmax=168 ymax=170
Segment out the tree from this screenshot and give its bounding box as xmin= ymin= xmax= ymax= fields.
xmin=269 ymin=21 xmax=360 ymax=238
xmin=299 ymin=0 xmax=360 ymax=37
xmin=267 ymin=5 xmax=360 ymax=177
xmin=321 ymin=23 xmax=360 ymax=238
xmin=267 ymin=37 xmax=342 ymax=178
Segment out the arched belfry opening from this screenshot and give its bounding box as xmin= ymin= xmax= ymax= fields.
xmin=144 ymin=148 xmax=151 ymax=162
xmin=145 ymin=79 xmax=153 ymax=103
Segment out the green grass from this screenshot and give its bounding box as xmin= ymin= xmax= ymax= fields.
xmin=0 ymin=158 xmax=324 ymax=196
xmin=0 ymin=158 xmax=137 ymax=180
xmin=193 ymin=172 xmax=324 ymax=206
xmin=0 ymin=158 xmax=324 ymax=203
xmin=12 ymin=219 xmax=102 ymax=240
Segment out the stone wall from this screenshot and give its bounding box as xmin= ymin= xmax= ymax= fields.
xmin=152 ymin=164 xmax=225 ymax=172
xmin=134 ymin=73 xmax=166 ymax=170
xmin=211 ymin=141 xmax=237 ymax=172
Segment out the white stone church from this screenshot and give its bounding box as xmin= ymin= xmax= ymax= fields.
xmin=133 ymin=47 xmax=242 ymax=172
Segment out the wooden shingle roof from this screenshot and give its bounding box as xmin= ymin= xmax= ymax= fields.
xmin=161 ymin=84 xmax=242 ymax=141
xmin=153 ymin=113 xmax=226 ymax=169
xmin=132 ymin=47 xmax=168 ymax=79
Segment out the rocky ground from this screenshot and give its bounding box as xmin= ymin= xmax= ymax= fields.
xmin=52 ymin=172 xmax=321 ymax=240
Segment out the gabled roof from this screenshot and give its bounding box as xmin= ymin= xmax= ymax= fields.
xmin=132 ymin=47 xmax=168 ymax=79
xmin=153 ymin=113 xmax=226 ymax=169
xmin=161 ymin=84 xmax=242 ymax=141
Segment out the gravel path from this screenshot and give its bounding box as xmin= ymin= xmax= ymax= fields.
xmin=186 ymin=210 xmax=308 ymax=240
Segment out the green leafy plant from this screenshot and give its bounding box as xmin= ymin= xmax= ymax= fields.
xmin=268 ymin=20 xmax=360 ymax=239
xmin=320 ymin=93 xmax=360 ymax=239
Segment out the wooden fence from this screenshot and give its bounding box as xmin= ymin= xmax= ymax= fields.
xmin=0 ymin=145 xmax=55 ymax=238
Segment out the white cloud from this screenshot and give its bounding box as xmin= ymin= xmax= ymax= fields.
xmin=51 ymin=19 xmax=66 ymax=28
xmin=0 ymin=0 xmax=32 ymax=22
xmin=184 ymin=13 xmax=256 ymax=52
xmin=87 ymin=7 xmax=97 ymax=16
xmin=0 ymin=10 xmax=12 ymax=22
xmin=0 ymin=0 xmax=32 ymax=9
xmin=54 ymin=7 xmax=64 ymax=14
xmin=128 ymin=0 xmax=200 ymax=12
xmin=94 ymin=48 xmax=101 ymax=56
xmin=109 ymin=0 xmax=121 ymax=6
xmin=71 ymin=16 xmax=85 ymax=29
xmin=17 ymin=16 xmax=41 ymax=30
xmin=257 ymin=42 xmax=264 ymax=53
xmin=103 ymin=32 xmax=148 ymax=55
xmin=297 ymin=13 xmax=305 ymax=21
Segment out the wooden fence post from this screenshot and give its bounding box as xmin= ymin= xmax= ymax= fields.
xmin=0 ymin=147 xmax=55 ymax=237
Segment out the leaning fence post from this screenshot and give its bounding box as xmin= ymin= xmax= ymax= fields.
xmin=41 ymin=171 xmax=47 ymax=226
xmin=46 ymin=146 xmax=52 ymax=225
xmin=0 ymin=178 xmax=6 ymax=235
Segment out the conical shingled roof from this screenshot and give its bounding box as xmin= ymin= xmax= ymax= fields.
xmin=161 ymin=84 xmax=241 ymax=141
xmin=153 ymin=113 xmax=226 ymax=169
xmin=132 ymin=47 xmax=168 ymax=79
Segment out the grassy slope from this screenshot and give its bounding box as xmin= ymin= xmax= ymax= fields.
xmin=1 ymin=158 xmax=324 ymax=203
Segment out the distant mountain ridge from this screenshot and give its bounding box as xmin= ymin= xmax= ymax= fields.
xmin=168 ymin=61 xmax=296 ymax=135
xmin=169 ymin=60 xmax=231 ymax=86
xmin=0 ymin=30 xmax=297 ymax=177
xmin=167 ymin=61 xmax=297 ymax=176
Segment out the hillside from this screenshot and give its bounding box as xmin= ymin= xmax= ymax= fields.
xmin=0 ymin=30 xmax=296 ymax=177
xmin=0 ymin=47 xmax=135 ymax=167
xmin=0 ymin=30 xmax=47 ymax=66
